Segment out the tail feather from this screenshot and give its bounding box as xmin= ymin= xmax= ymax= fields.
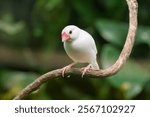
xmin=91 ymin=61 xmax=99 ymax=70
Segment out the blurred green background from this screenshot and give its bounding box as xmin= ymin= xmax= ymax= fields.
xmin=0 ymin=0 xmax=150 ymax=100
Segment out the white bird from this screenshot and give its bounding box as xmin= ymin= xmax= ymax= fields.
xmin=61 ymin=25 xmax=99 ymax=77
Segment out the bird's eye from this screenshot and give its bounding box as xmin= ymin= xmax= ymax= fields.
xmin=69 ymin=30 xmax=72 ymax=34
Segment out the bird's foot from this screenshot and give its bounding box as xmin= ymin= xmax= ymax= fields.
xmin=81 ymin=64 xmax=92 ymax=78
xmin=61 ymin=63 xmax=76 ymax=77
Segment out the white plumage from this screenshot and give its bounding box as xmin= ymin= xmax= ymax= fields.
xmin=61 ymin=25 xmax=99 ymax=77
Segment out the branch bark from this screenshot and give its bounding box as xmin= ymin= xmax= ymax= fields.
xmin=13 ymin=0 xmax=138 ymax=100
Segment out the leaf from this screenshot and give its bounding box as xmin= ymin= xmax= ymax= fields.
xmin=95 ymin=19 xmax=150 ymax=47
xmin=0 ymin=70 xmax=38 ymax=99
xmin=95 ymin=19 xmax=128 ymax=47
xmin=71 ymin=0 xmax=98 ymax=24
xmin=45 ymin=0 xmax=62 ymax=11
xmin=136 ymin=26 xmax=150 ymax=47
xmin=101 ymin=45 xmax=150 ymax=99
xmin=0 ymin=21 xmax=24 ymax=35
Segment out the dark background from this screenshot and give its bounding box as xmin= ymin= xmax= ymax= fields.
xmin=0 ymin=0 xmax=150 ymax=99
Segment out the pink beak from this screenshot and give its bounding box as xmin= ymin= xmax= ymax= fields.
xmin=61 ymin=32 xmax=71 ymax=42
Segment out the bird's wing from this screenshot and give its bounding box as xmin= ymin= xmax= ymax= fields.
xmin=81 ymin=29 xmax=97 ymax=54
xmin=91 ymin=37 xmax=97 ymax=54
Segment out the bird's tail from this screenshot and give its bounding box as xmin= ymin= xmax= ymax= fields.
xmin=91 ymin=61 xmax=99 ymax=70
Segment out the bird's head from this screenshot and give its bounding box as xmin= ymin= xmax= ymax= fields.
xmin=61 ymin=25 xmax=80 ymax=42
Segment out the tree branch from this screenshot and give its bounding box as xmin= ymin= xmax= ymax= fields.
xmin=13 ymin=0 xmax=138 ymax=100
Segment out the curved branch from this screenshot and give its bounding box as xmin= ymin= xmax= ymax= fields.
xmin=13 ymin=0 xmax=138 ymax=100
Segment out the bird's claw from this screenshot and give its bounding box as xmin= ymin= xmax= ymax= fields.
xmin=61 ymin=63 xmax=76 ymax=77
xmin=62 ymin=66 xmax=70 ymax=77
xmin=81 ymin=65 xmax=92 ymax=78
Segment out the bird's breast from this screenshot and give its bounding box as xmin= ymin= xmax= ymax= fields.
xmin=64 ymin=41 xmax=94 ymax=63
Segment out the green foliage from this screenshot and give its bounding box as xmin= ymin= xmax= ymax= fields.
xmin=96 ymin=19 xmax=150 ymax=47
xmin=101 ymin=45 xmax=150 ymax=99
xmin=96 ymin=20 xmax=128 ymax=47
xmin=0 ymin=70 xmax=38 ymax=99
xmin=0 ymin=0 xmax=150 ymax=100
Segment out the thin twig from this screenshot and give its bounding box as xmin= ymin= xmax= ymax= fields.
xmin=13 ymin=0 xmax=138 ymax=100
